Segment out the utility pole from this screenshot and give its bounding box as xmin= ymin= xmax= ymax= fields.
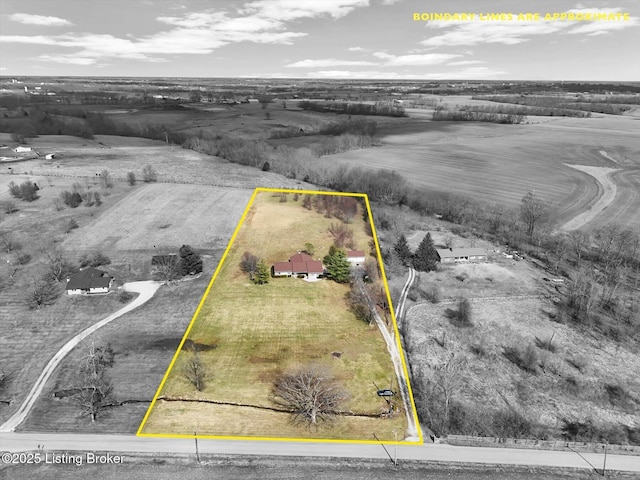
xmin=194 ymin=431 xmax=200 ymax=463
xmin=393 ymin=430 xmax=398 ymax=467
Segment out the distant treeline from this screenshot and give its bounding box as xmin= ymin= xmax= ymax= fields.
xmin=432 ymin=106 xmax=526 ymax=124
xmin=473 ymin=95 xmax=633 ymax=115
xmin=298 ymin=101 xmax=407 ymax=117
xmin=458 ymin=103 xmax=586 ymax=118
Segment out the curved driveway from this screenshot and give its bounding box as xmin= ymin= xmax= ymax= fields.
xmin=0 ymin=281 xmax=161 ymax=433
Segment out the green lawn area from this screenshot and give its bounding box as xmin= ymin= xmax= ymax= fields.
xmin=140 ymin=191 xmax=407 ymax=440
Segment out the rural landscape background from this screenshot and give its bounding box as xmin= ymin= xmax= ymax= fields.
xmin=1 ymin=0 xmax=639 ymax=478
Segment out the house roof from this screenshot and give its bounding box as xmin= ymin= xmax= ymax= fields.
xmin=66 ymin=267 xmax=112 ymax=290
xmin=273 ymin=261 xmax=292 ymax=273
xmin=273 ymin=253 xmax=324 ymax=275
xmin=347 ymin=250 xmax=365 ymax=258
xmin=436 ymin=248 xmax=487 ymax=258
xmin=289 ymin=252 xmax=313 ymax=263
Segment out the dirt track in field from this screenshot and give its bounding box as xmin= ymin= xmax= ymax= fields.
xmin=560 ymin=165 xmax=621 ymax=231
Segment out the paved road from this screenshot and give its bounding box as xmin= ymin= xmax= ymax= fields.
xmin=0 ymin=281 xmax=162 ymax=433
xmin=1 ymin=433 xmax=639 ymax=472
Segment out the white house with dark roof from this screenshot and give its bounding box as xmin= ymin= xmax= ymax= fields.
xmin=65 ymin=267 xmax=114 ymax=295
xmin=436 ymin=248 xmax=487 ymax=264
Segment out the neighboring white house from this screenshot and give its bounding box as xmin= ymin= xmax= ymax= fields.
xmin=436 ymin=248 xmax=488 ymax=264
xmin=65 ymin=267 xmax=114 ymax=295
xmin=346 ymin=250 xmax=366 ymax=266
xmin=13 ymin=146 xmax=32 ymax=153
xmin=45 ymin=153 xmax=56 ymax=160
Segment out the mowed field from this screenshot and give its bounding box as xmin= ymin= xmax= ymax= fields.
xmin=141 ymin=191 xmax=408 ymax=441
xmin=333 ymin=115 xmax=640 ymax=230
xmin=66 ymin=183 xmax=253 ymax=251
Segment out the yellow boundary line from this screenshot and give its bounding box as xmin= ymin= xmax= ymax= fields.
xmin=136 ymin=187 xmax=423 ymax=446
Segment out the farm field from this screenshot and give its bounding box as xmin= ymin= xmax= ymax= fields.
xmin=336 ymin=115 xmax=640 ymax=231
xmin=107 ymin=102 xmax=407 ymax=140
xmin=0 ymin=133 xmax=311 ymax=190
xmin=67 ymin=184 xmax=252 ymax=252
xmin=140 ymin=190 xmax=412 ymax=441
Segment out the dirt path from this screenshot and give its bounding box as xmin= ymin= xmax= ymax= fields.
xmin=394 ymin=268 xmax=416 ymax=330
xmin=560 ymin=164 xmax=621 ymax=231
xmin=0 ymin=281 xmax=162 ymax=433
xmin=354 ymin=275 xmax=419 ymax=441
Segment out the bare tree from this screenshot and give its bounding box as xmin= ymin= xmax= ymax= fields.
xmin=99 ymin=169 xmax=113 ymax=189
xmin=42 ymin=247 xmax=77 ymax=283
xmin=152 ymin=253 xmax=180 ymax=283
xmin=273 ymin=366 xmax=347 ymax=425
xmin=520 ymin=191 xmax=548 ymax=237
xmin=0 ymin=232 xmax=22 ymax=253
xmin=71 ymin=343 xmax=114 ymax=422
xmin=568 ymin=230 xmax=589 ymax=267
xmin=181 ymin=347 xmax=207 ymax=392
xmin=141 ymin=164 xmax=158 ymax=183
xmin=240 ymin=251 xmax=259 ymax=280
xmin=432 ymin=354 xmax=467 ymax=434
xmin=24 ymin=279 xmax=61 ymax=309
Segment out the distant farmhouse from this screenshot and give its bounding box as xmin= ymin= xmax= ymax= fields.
xmin=13 ymin=146 xmax=33 ymax=153
xmin=272 ymin=252 xmax=324 ymax=280
xmin=66 ymin=267 xmax=114 ymax=295
xmin=437 ymin=247 xmax=487 ymax=264
xmin=346 ymin=250 xmax=366 ymax=266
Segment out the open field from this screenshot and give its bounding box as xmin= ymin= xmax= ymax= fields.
xmin=406 ymin=295 xmax=640 ymax=432
xmin=85 ymin=102 xmax=407 ymax=141
xmin=141 ymin=191 xmax=409 ymax=441
xmin=0 ymin=133 xmax=312 ymax=190
xmin=66 ymin=184 xmax=252 ymax=251
xmin=335 ymin=115 xmax=640 ymax=230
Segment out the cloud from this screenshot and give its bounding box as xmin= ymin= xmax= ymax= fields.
xmin=1 ymin=1 xmax=371 ymax=67
xmin=286 ymin=58 xmax=377 ymax=67
xmin=239 ymin=0 xmax=369 ymax=21
xmin=9 ymin=13 xmax=72 ymax=27
xmin=348 ymin=46 xmax=366 ymax=51
xmin=447 ymin=60 xmax=485 ymax=66
xmin=373 ymin=52 xmax=461 ymax=65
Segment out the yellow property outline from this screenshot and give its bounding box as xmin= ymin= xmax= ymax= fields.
xmin=137 ymin=187 xmax=423 ymax=446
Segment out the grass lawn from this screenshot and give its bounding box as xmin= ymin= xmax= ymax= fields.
xmin=141 ymin=191 xmax=408 ymax=441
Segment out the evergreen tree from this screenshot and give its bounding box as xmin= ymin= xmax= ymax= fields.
xmin=323 ymin=249 xmax=351 ymax=283
xmin=394 ymin=234 xmax=412 ymax=266
xmin=413 ymin=233 xmax=440 ymax=272
xmin=253 ymin=260 xmax=270 ymax=285
xmin=179 ymin=244 xmax=203 ymax=275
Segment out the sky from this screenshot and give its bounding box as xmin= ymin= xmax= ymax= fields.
xmin=0 ymin=0 xmax=638 ymax=80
